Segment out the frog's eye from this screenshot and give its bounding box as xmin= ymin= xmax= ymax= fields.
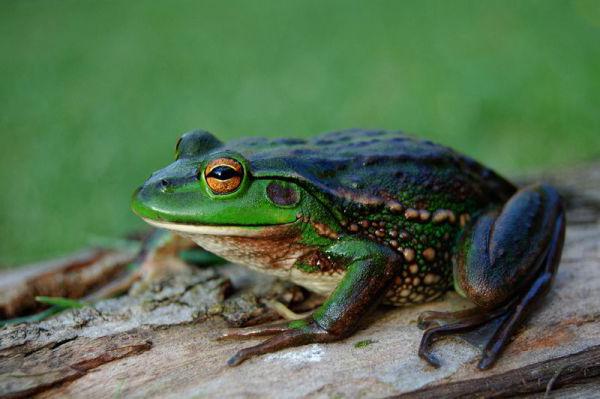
xmin=204 ymin=158 xmax=244 ymax=194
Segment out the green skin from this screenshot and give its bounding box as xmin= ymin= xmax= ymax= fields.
xmin=132 ymin=129 xmax=565 ymax=370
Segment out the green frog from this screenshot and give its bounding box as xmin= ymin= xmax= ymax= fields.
xmin=131 ymin=129 xmax=565 ymax=369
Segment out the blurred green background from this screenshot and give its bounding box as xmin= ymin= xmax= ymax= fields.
xmin=1 ymin=0 xmax=599 ymax=267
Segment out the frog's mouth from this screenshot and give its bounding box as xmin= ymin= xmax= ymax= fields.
xmin=141 ymin=218 xmax=300 ymax=237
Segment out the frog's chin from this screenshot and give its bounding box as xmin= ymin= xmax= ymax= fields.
xmin=141 ymin=218 xmax=297 ymax=237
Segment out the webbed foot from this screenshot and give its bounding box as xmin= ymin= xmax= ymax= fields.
xmin=418 ymin=300 xmax=514 ymax=368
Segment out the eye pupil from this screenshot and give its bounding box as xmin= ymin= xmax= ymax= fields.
xmin=207 ymin=165 xmax=238 ymax=180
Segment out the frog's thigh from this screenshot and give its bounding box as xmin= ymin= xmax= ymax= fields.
xmin=454 ymin=183 xmax=564 ymax=309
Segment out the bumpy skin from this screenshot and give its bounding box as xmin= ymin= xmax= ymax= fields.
xmin=132 ymin=129 xmax=565 ymax=369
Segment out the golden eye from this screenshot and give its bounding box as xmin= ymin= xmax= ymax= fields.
xmin=204 ymin=158 xmax=244 ymax=194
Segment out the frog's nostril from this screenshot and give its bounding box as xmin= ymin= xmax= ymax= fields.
xmin=159 ymin=179 xmax=170 ymax=191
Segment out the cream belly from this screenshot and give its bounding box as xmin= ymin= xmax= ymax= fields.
xmin=143 ymin=219 xmax=344 ymax=295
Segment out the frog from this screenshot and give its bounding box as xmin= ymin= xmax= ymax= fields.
xmin=131 ymin=128 xmax=565 ymax=369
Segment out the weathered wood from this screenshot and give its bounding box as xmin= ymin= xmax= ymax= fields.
xmin=1 ymin=162 xmax=599 ymax=399
xmin=0 ymin=249 xmax=135 ymax=318
xmin=1 ymin=330 xmax=152 ymax=399
xmin=396 ymin=345 xmax=600 ymax=398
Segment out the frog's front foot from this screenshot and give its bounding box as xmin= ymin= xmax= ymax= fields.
xmin=419 ymin=184 xmax=565 ymax=370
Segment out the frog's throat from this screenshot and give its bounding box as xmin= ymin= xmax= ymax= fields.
xmin=142 ymin=218 xmax=309 ymax=269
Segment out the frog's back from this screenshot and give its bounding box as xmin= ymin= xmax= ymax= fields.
xmin=232 ymin=129 xmax=515 ymax=214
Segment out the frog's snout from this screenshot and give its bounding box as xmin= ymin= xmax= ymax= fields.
xmin=130 ymin=181 xmax=165 ymax=220
xmin=131 ymin=175 xmax=198 ymax=223
xmin=130 ymin=184 xmax=148 ymax=218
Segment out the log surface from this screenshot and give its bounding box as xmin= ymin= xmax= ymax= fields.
xmin=1 ymin=163 xmax=600 ymax=399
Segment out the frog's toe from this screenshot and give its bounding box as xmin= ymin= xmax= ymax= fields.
xmin=418 ymin=345 xmax=441 ymax=368
xmin=417 ymin=307 xmax=482 ymax=330
xmin=226 ymin=320 xmax=335 ymax=366
xmin=263 ymin=299 xmax=312 ymax=321
xmin=417 ymin=311 xmax=441 ymax=330
xmin=217 ymin=320 xmax=294 ymax=340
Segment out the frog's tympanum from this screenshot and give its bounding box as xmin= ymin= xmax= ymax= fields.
xmin=132 ymin=129 xmax=565 ymax=369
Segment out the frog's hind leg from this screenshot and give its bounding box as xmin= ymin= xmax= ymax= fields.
xmin=419 ymin=184 xmax=565 ymax=370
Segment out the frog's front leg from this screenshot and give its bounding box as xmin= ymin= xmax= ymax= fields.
xmin=420 ymin=184 xmax=565 ymax=369
xmin=227 ymin=239 xmax=399 ymax=366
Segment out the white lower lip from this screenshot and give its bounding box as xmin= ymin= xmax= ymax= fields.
xmin=142 ymin=218 xmax=288 ymax=237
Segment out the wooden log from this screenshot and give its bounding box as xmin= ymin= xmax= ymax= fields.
xmin=1 ymin=162 xmax=600 ymax=398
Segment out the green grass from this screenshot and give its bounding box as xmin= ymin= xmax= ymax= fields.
xmin=1 ymin=0 xmax=599 ymax=267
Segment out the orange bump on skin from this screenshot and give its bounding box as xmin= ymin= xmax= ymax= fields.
xmin=432 ymin=209 xmax=448 ymax=223
xmin=360 ymin=220 xmax=370 ymax=228
xmin=297 ymin=214 xmax=310 ymax=223
xmin=409 ymin=264 xmax=419 ymax=274
xmin=375 ymin=229 xmax=385 ymax=237
xmin=389 ymin=240 xmax=399 ymax=248
xmin=412 ymin=277 xmax=421 ymax=286
xmin=423 ymin=248 xmax=436 ymax=261
xmin=388 ymin=200 xmax=403 ymax=213
xmin=403 ymin=248 xmax=416 ymax=262
xmin=419 ymin=210 xmax=431 ymax=221
xmin=412 ymin=294 xmax=425 ymax=302
xmin=400 ymin=289 xmax=411 ymax=297
xmin=349 ymin=223 xmax=359 ymax=232
xmin=404 ymin=208 xmax=419 ymax=220
xmin=424 ymin=273 xmax=440 ymax=285
xmin=312 ymin=222 xmax=339 ymax=239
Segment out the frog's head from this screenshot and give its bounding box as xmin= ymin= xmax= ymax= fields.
xmin=131 ymin=130 xmax=321 ymax=236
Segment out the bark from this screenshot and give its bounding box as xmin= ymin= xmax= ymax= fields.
xmin=1 ymin=162 xmax=600 ymax=399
